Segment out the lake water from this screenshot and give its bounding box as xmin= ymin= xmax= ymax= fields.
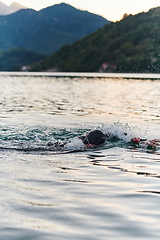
xmin=1 ymin=73 xmax=160 ymax=240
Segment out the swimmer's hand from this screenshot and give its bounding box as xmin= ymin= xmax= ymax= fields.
xmin=140 ymin=139 xmax=160 ymax=148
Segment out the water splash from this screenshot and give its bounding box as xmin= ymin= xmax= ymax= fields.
xmin=97 ymin=122 xmax=140 ymax=142
xmin=0 ymin=122 xmax=156 ymax=152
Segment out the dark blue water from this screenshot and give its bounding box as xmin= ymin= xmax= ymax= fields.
xmin=0 ymin=73 xmax=160 ymax=239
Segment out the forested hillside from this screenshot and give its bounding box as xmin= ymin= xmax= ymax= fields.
xmin=31 ymin=7 xmax=160 ymax=73
xmin=0 ymin=48 xmax=45 ymax=71
xmin=0 ymin=3 xmax=109 ymax=55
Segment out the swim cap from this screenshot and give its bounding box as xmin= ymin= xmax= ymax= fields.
xmin=87 ymin=130 xmax=106 ymax=146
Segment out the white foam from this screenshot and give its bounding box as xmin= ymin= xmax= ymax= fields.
xmin=64 ymin=137 xmax=86 ymax=151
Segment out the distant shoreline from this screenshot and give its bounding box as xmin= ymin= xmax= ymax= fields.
xmin=1 ymin=72 xmax=160 ymax=79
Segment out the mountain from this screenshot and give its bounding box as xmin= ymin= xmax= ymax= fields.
xmin=0 ymin=1 xmax=27 ymax=15
xmin=0 ymin=3 xmax=109 ymax=55
xmin=0 ymin=47 xmax=45 ymax=71
xmin=0 ymin=2 xmax=9 ymax=15
xmin=30 ymin=7 xmax=160 ymax=73
xmin=9 ymin=2 xmax=27 ymax=14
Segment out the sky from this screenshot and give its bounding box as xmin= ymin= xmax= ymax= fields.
xmin=2 ymin=0 xmax=160 ymax=21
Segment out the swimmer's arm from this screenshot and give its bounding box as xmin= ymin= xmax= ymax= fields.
xmin=140 ymin=139 xmax=160 ymax=148
xmin=131 ymin=137 xmax=160 ymax=148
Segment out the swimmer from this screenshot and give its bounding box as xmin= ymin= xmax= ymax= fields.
xmin=47 ymin=129 xmax=106 ymax=150
xmin=48 ymin=129 xmax=160 ymax=151
xmin=80 ymin=130 xmax=160 ymax=149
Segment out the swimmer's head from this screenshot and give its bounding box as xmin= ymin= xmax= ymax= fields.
xmin=85 ymin=130 xmax=106 ymax=147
